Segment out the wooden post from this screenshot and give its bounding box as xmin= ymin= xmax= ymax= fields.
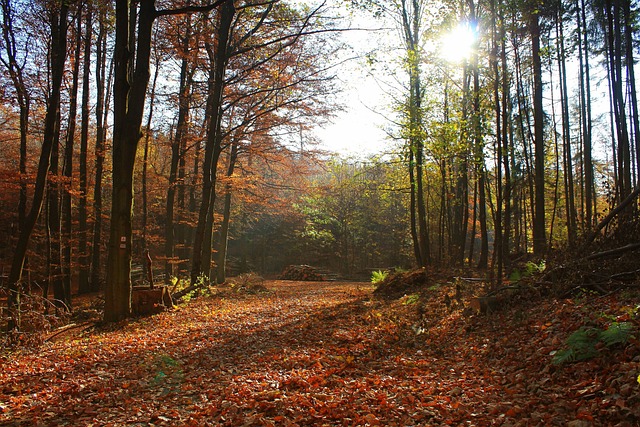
xmin=145 ymin=249 xmax=154 ymax=289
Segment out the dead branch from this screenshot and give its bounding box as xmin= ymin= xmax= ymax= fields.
xmin=586 ymin=242 xmax=640 ymax=260
xmin=172 ymin=283 xmax=204 ymax=301
xmin=610 ymin=268 xmax=640 ymax=281
xmin=43 ymin=322 xmax=94 ymax=343
xmin=585 ymin=186 xmax=640 ymax=246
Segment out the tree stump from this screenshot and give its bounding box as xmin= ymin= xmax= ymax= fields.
xmin=132 ymin=285 xmax=173 ymax=316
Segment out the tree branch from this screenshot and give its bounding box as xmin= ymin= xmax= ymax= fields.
xmin=155 ymin=0 xmax=230 ymax=18
xmin=585 ymin=186 xmax=640 ymax=245
xmin=586 ymin=242 xmax=640 ymax=260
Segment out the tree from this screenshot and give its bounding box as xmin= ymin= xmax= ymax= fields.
xmin=90 ymin=1 xmax=111 ymax=293
xmin=6 ymin=0 xmax=70 ymax=331
xmin=105 ymin=0 xmax=228 ymax=322
xmin=0 ymin=0 xmax=30 ymax=238
xmin=530 ymin=4 xmax=547 ymax=255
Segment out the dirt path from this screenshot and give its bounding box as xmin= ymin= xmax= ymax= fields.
xmin=1 ymin=280 xmax=637 ymax=426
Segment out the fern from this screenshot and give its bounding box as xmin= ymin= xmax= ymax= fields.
xmin=371 ymin=270 xmax=389 ymax=284
xmin=553 ymin=322 xmax=636 ymax=365
xmin=553 ymin=348 xmax=578 ymax=365
xmin=402 ymin=294 xmax=420 ymax=305
xmin=599 ymin=322 xmax=634 ymax=347
xmin=553 ymin=327 xmax=599 ymax=365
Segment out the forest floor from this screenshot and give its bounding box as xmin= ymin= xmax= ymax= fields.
xmin=0 ymin=276 xmax=639 ymax=426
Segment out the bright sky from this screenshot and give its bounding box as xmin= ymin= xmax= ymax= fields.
xmin=314 ymin=70 xmax=390 ymax=157
xmin=307 ymin=2 xmax=391 ymax=158
xmin=307 ymin=1 xmax=478 ymax=158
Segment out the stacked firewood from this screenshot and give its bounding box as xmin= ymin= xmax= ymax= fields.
xmin=278 ymin=265 xmax=324 ymax=281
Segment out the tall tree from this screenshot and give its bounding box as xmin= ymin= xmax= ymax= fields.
xmin=0 ymin=0 xmax=30 ymax=237
xmin=189 ymin=0 xmax=235 ymax=285
xmin=6 ymin=0 xmax=70 ymax=331
xmin=105 ymin=0 xmax=228 ymax=322
xmin=78 ymin=3 xmax=92 ymax=295
xmin=165 ymin=17 xmax=196 ymax=281
xmin=90 ymin=2 xmax=111 ymax=292
xmin=577 ymin=0 xmax=594 ymax=227
xmin=530 ymin=5 xmax=547 ymax=255
xmin=62 ymin=3 xmax=82 ymax=300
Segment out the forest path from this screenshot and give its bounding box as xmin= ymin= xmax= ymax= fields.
xmin=0 ymin=280 xmax=636 ymax=426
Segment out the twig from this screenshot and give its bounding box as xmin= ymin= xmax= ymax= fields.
xmin=455 ymin=277 xmax=486 ymax=282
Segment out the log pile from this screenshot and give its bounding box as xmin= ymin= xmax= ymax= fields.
xmin=279 ymin=265 xmax=324 ymax=281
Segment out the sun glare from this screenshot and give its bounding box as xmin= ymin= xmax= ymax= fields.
xmin=440 ymin=23 xmax=477 ymax=63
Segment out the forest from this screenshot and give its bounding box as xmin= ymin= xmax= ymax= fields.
xmin=1 ymin=0 xmax=640 ymax=424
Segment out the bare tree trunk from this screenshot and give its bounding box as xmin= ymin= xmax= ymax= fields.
xmin=78 ymin=5 xmax=92 ymax=296
xmin=559 ymin=7 xmax=577 ymax=244
xmin=531 ymin=11 xmax=547 ymax=255
xmin=1 ymin=0 xmax=31 ymax=287
xmin=215 ymin=143 xmax=238 ymax=284
xmin=623 ymin=0 xmax=640 ymax=188
xmin=408 ymin=148 xmax=422 ymax=266
xmin=166 ymin=23 xmax=193 ymax=281
xmin=141 ymin=38 xmax=160 ymax=252
xmin=63 ymin=8 xmax=82 ymax=297
xmin=606 ymin=0 xmax=632 ymax=200
xmin=579 ymin=0 xmax=595 ymax=226
xmin=105 ymin=0 xmax=155 ymax=322
xmin=190 ymin=2 xmax=235 ymax=285
xmin=90 ymin=4 xmax=110 ymax=292
xmin=469 ymin=2 xmax=487 ymax=267
xmin=7 ymin=2 xmax=69 ymax=331
xmin=48 ymin=112 xmax=65 ymax=309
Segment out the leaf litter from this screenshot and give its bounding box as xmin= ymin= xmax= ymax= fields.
xmin=1 ymin=277 xmax=639 ymax=426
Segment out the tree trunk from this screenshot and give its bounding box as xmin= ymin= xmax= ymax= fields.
xmin=62 ymin=8 xmax=82 ymax=298
xmin=579 ymin=0 xmax=594 ymax=226
xmin=215 ymin=143 xmax=239 ymax=284
xmin=531 ymin=11 xmax=547 ymax=255
xmin=559 ymin=7 xmax=577 ymax=244
xmin=453 ymin=63 xmax=471 ymax=265
xmin=7 ymin=2 xmax=69 ymax=331
xmin=623 ymin=0 xmax=640 ymax=188
xmin=606 ymin=0 xmax=632 ymax=200
xmin=90 ymin=4 xmax=110 ymax=293
xmin=408 ymin=148 xmax=422 ymax=266
xmin=78 ymin=5 xmax=92 ymax=296
xmin=1 ymin=0 xmax=30 ymax=236
xmin=166 ymin=23 xmax=193 ymax=281
xmin=142 ymin=42 xmax=160 ymax=252
xmin=469 ymin=4 xmax=487 ymax=268
xmin=105 ymin=0 xmax=156 ymax=322
xmin=190 ymin=1 xmax=235 ymax=285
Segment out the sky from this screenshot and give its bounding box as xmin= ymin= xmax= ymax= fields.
xmin=306 ymin=2 xmax=392 ymax=158
xmin=314 ymin=69 xmax=390 ymax=158
xmin=305 ymin=2 xmax=475 ymax=159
